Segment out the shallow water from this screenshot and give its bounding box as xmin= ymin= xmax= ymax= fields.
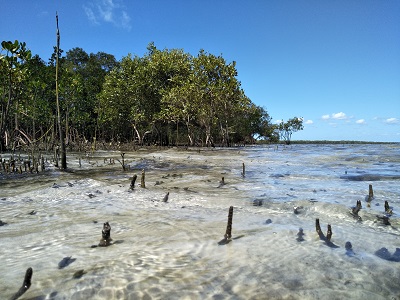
xmin=1 ymin=144 xmax=400 ymax=299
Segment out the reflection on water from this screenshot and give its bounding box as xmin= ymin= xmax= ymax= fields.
xmin=0 ymin=144 xmax=399 ymax=299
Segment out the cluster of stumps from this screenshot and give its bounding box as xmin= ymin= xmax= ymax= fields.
xmin=7 ymin=169 xmax=399 ymax=299
xmin=351 ymin=184 xmax=394 ymax=225
xmin=218 ymin=183 xmax=398 ymax=263
xmin=0 ymin=155 xmax=45 ymax=174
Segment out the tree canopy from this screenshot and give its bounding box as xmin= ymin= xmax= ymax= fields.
xmin=278 ymin=117 xmax=304 ymax=145
xmin=1 ymin=40 xmax=303 ymax=151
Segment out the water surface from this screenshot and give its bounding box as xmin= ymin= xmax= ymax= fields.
xmin=1 ymin=144 xmax=399 ymax=299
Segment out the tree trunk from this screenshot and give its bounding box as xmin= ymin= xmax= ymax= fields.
xmin=56 ymin=13 xmax=67 ymax=169
xmin=132 ymin=123 xmax=142 ymax=145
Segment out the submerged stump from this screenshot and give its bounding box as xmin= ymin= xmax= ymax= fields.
xmin=163 ymin=192 xmax=169 ymax=202
xmin=384 ymin=200 xmax=393 ymax=215
xmin=351 ymin=200 xmax=362 ymax=219
xmin=97 ymin=222 xmax=113 ymax=247
xmin=366 ymin=184 xmax=374 ymax=205
xmin=218 ymin=177 xmax=225 ymax=188
xmin=315 ymin=219 xmax=338 ymax=248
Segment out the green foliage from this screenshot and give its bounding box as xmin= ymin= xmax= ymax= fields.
xmin=0 ymin=40 xmax=33 ymax=149
xmin=278 ymin=117 xmax=304 ymax=145
xmin=1 ymin=39 xmax=298 ymax=150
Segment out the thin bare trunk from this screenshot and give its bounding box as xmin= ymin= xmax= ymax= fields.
xmin=56 ymin=12 xmax=66 ymax=169
xmin=132 ymin=124 xmax=142 ymax=145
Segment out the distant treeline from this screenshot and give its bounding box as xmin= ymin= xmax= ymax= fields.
xmin=288 ymin=140 xmax=397 ymax=145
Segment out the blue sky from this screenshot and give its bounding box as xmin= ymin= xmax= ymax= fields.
xmin=1 ymin=0 xmax=399 ymax=142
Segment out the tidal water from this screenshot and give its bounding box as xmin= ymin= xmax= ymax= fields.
xmin=0 ymin=144 xmax=399 ymax=300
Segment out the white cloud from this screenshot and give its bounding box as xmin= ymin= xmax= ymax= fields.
xmin=322 ymin=112 xmax=348 ymax=121
xmin=83 ymin=6 xmax=99 ymax=24
xmin=83 ymin=0 xmax=131 ymax=30
xmin=356 ymin=119 xmax=365 ymax=124
xmin=321 ymin=112 xmax=352 ymax=120
xmin=305 ymin=120 xmax=313 ymax=124
xmin=332 ymin=112 xmax=347 ymax=120
xmin=385 ymin=117 xmax=399 ymax=124
xmin=121 ymin=11 xmax=131 ymax=29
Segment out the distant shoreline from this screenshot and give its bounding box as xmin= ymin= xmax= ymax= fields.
xmin=278 ymin=140 xmax=399 ymax=145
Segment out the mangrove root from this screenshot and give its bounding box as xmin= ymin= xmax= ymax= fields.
xmin=315 ymin=218 xmax=337 ymax=246
xmin=120 ymin=152 xmax=125 ymax=171
xmin=367 ymin=184 xmax=374 ymax=202
xmin=72 ymin=269 xmax=86 ymax=279
xmin=163 ymin=192 xmax=169 ymax=202
xmin=375 ymin=247 xmax=400 ymax=262
xmin=98 ymin=222 xmax=112 ymax=247
xmin=351 ymin=200 xmax=362 ymax=218
xmin=384 ymin=200 xmax=393 ymax=215
xmin=293 ymin=206 xmax=303 ymax=214
xmin=218 ymin=206 xmax=234 ymax=245
xmin=315 ymin=218 xmax=322 ymax=236
xmin=224 ymin=206 xmax=233 ymax=240
xmin=218 ymin=177 xmax=225 ymax=188
xmin=345 ymin=241 xmax=355 ymax=256
xmin=296 ymin=228 xmax=305 ymax=242
xmin=376 ymin=215 xmax=391 ymax=226
xmin=9 ymin=267 xmax=32 ymax=300
xmin=141 ymin=169 xmax=145 ymax=188
xmin=130 ymin=174 xmax=137 ymax=190
xmin=326 ymin=224 xmax=332 ymax=241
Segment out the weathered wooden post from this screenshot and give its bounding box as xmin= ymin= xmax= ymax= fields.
xmin=224 ymin=206 xmax=233 ymax=240
xmin=141 ymin=169 xmax=145 ymax=188
xmin=326 ymin=224 xmax=332 ymax=241
xmin=368 ymin=184 xmax=374 ymax=200
xmin=242 ymin=162 xmax=245 ymax=177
